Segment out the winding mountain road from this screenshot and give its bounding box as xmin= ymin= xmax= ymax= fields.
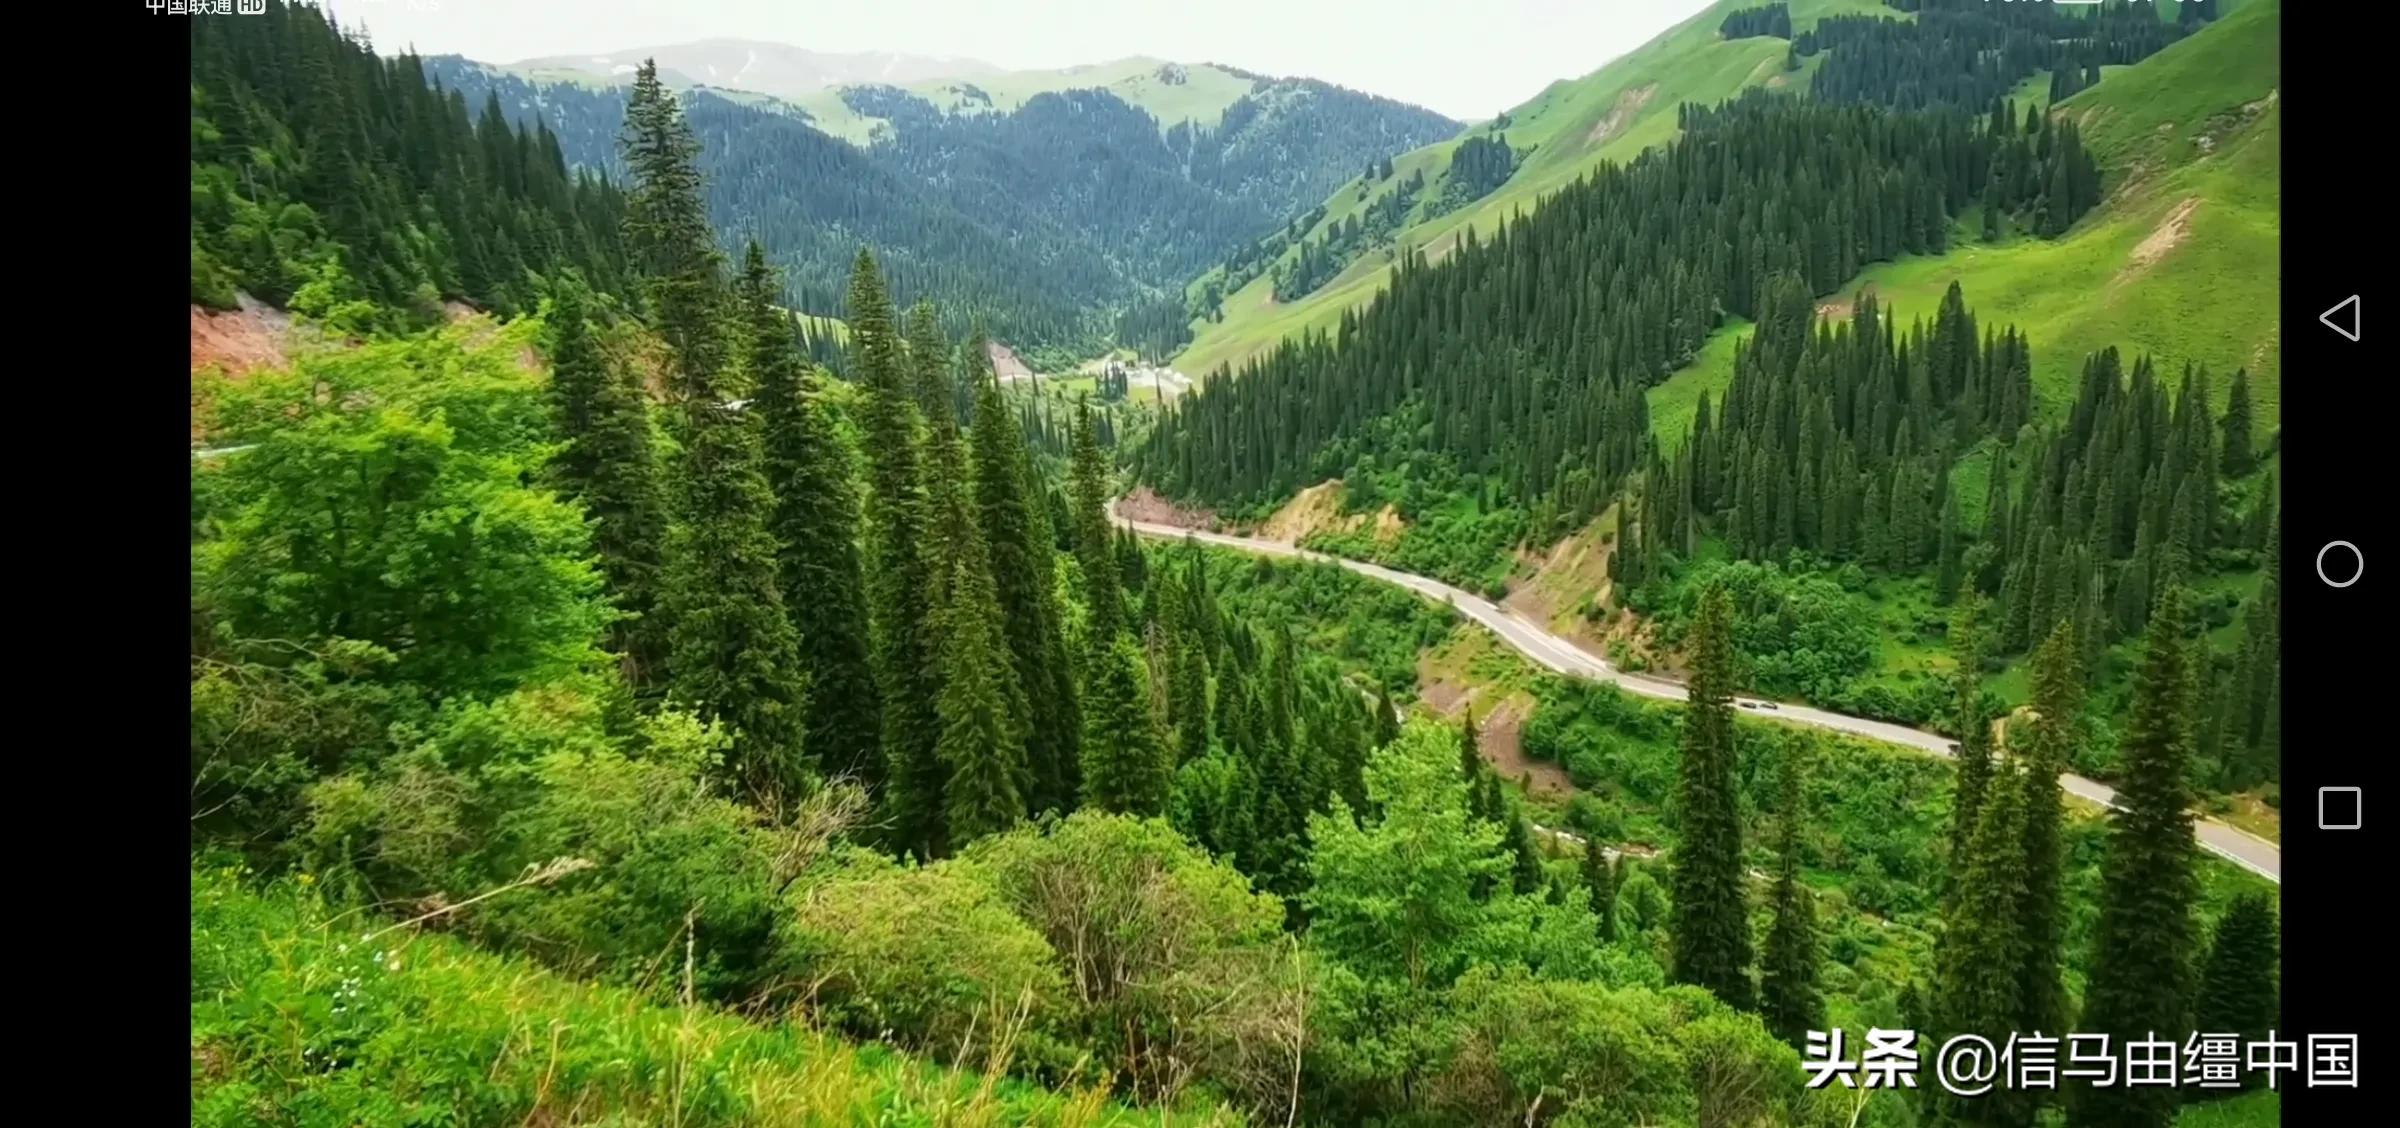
xmin=1110 ymin=503 xmax=2283 ymax=885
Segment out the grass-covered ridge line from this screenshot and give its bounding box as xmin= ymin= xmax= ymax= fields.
xmin=1173 ymin=0 xmax=1891 ymax=380
xmin=191 ymin=863 xmax=1236 ymax=1127
xmin=794 ymin=58 xmax=1265 ymax=144
xmin=1647 ymin=0 xmax=2282 ymax=439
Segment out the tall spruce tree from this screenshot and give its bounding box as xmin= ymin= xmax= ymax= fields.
xmin=1080 ymin=633 xmax=1170 ymax=815
xmin=2075 ymin=586 xmax=2203 ymax=1128
xmin=1069 ymin=401 xmax=1125 ymax=645
xmin=1761 ymin=745 xmax=1823 ymax=1047
xmin=540 ymin=272 xmax=669 ymax=688
xmin=1670 ymin=583 xmax=1754 ymax=1009
xmin=1583 ymin=837 xmax=1618 ymax=942
xmin=2219 ymin=368 xmax=2255 ymax=477
xmin=2195 ymin=893 xmax=2279 ymax=1042
xmin=1373 ymin=687 xmax=1402 ymax=749
xmin=624 ymin=63 xmax=809 ymax=799
xmin=2015 ymin=620 xmax=2081 ymax=1042
xmin=847 ymin=250 xmax=946 ymax=858
xmin=1938 ymin=762 xmax=2034 ymax=1128
xmin=1945 ymin=598 xmax=1994 ymax=899
xmin=738 ymin=244 xmax=882 ymax=786
xmin=1509 ymin=813 xmax=1546 ymax=896
xmin=930 ymin=466 xmax=1032 ymax=846
xmin=968 ymin=332 xmax=1082 ymax=812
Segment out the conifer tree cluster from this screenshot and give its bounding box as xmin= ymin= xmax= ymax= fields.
xmin=627 ymin=65 xmax=813 ymax=802
xmin=1613 ymin=283 xmax=2037 ymax=593
xmin=1431 ymin=133 xmax=1516 ymax=215
xmin=1271 ymin=169 xmax=1426 ymax=303
xmin=745 ymin=248 xmax=883 ymax=785
xmin=190 ymin=1 xmax=627 ymax=329
xmin=1801 ymin=0 xmax=2197 ymax=113
xmin=1718 ymin=4 xmax=1793 ymax=42
xmin=1143 ymin=94 xmax=2091 ymax=542
xmin=531 ymin=57 xmax=1131 ymax=856
xmin=1605 ymin=284 xmax=2280 ymax=768
xmin=541 ymin=275 xmax=670 ymax=685
xmin=1918 ymin=588 xmax=2267 ymax=1128
xmin=1154 ymin=543 xmax=1389 ymax=909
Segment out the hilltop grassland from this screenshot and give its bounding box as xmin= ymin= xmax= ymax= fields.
xmin=1647 ymin=0 xmax=2282 ymax=438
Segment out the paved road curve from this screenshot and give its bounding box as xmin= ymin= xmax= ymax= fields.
xmin=1111 ymin=503 xmax=2283 ymax=885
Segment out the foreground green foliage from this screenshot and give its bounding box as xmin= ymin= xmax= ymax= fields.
xmin=1302 ymin=722 xmax=1832 ymax=1127
xmin=192 ymin=863 xmax=1230 ymax=1127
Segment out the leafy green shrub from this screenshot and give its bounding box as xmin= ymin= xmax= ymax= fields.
xmin=967 ymin=813 xmax=1307 ymax=1115
xmin=1649 ymin=559 xmax=1878 ymax=703
xmin=194 ymin=395 xmax=609 ymax=700
xmin=302 ymin=683 xmax=785 ymax=1001
xmin=778 ymin=847 xmax=1072 ymax=1069
xmin=1191 ymin=549 xmax=1456 ymax=694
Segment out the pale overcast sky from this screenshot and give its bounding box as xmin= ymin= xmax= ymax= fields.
xmin=341 ymin=0 xmax=1716 ymax=120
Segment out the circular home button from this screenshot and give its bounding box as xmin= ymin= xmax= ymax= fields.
xmin=2316 ymin=541 xmax=2364 ymax=588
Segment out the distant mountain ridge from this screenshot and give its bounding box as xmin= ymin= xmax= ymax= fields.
xmin=417 ymin=53 xmax=1457 ymax=356
xmin=507 ymin=38 xmax=1002 ymax=100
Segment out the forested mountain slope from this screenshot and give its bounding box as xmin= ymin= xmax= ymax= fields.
xmin=1138 ymin=0 xmax=2280 ymax=804
xmin=189 ymin=5 xmax=630 ymax=333
xmin=418 ymin=54 xmax=1455 ymax=358
xmin=1172 ymin=0 xmax=2230 ymax=379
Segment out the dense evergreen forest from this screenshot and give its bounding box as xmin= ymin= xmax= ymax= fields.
xmin=1798 ymin=0 xmax=2208 ymax=112
xmin=415 ymin=56 xmax=1453 ymax=357
xmin=1143 ymin=91 xmax=2095 ymax=520
xmin=194 ymin=4 xmax=2277 ymax=1125
xmin=189 ymin=4 xmax=629 ymax=331
xmin=1608 ymin=284 xmax=2279 ymax=789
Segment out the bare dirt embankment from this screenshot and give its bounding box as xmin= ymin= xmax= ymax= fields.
xmin=988 ymin=340 xmax=1036 ymax=382
xmin=1254 ymin=480 xmax=1405 ymax=545
xmin=1499 ymin=510 xmax=1664 ymax=671
xmin=2119 ymin=196 xmax=2200 ymax=282
xmin=1417 ymin=654 xmax=1574 ymax=801
xmin=1116 ymin=485 xmax=1219 ymax=531
xmin=1585 ymin=83 xmax=1659 ymax=147
xmin=190 ymin=294 xmax=295 ymax=380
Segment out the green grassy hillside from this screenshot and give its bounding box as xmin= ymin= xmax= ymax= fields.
xmin=1646 ymin=0 xmax=2281 ymax=439
xmin=796 ymin=58 xmax=1262 ymax=144
xmin=1172 ymin=0 xmax=1895 ymax=379
xmin=191 ymin=864 xmax=1235 ymax=1127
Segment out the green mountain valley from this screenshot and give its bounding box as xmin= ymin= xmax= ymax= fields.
xmin=192 ymin=2 xmax=2286 ymax=1125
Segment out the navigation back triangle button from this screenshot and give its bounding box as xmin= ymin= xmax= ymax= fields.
xmin=2322 ymin=294 xmax=2362 ymax=342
